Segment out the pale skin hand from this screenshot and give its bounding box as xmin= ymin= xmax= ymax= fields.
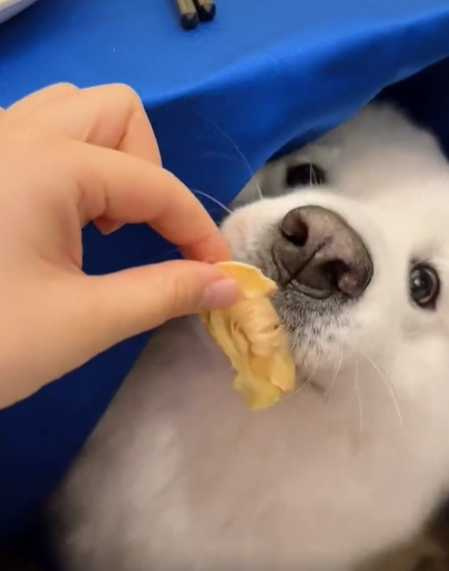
xmin=0 ymin=83 xmax=239 ymax=409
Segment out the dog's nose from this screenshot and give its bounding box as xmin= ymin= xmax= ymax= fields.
xmin=276 ymin=206 xmax=373 ymax=299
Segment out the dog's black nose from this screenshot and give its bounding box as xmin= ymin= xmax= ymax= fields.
xmin=276 ymin=206 xmax=373 ymax=299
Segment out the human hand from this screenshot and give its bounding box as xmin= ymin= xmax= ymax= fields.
xmin=0 ymin=83 xmax=238 ymax=408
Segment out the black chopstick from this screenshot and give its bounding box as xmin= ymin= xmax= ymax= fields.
xmin=176 ymin=0 xmax=199 ymax=30
xmin=194 ymin=0 xmax=216 ymax=22
xmin=175 ymin=0 xmax=216 ymax=30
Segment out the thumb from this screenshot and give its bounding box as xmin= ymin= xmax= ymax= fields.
xmin=1 ymin=261 xmax=240 ymax=408
xmin=78 ymin=260 xmax=239 ymax=353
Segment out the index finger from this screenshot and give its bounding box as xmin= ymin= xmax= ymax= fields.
xmin=10 ymin=83 xmax=161 ymax=165
xmin=70 ymin=141 xmax=230 ymax=263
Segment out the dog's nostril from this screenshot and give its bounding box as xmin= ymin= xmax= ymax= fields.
xmin=321 ymin=260 xmax=364 ymax=298
xmin=276 ymin=206 xmax=373 ymax=300
xmin=321 ymin=260 xmax=350 ymax=290
xmin=280 ymin=209 xmax=309 ymax=247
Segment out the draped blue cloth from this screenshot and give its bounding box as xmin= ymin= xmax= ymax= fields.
xmin=1 ymin=0 xmax=449 ymax=536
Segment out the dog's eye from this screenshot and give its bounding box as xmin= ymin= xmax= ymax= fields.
xmin=285 ymin=163 xmax=326 ymax=188
xmin=409 ymin=264 xmax=440 ymax=309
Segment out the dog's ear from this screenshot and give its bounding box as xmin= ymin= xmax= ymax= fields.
xmin=285 ymin=163 xmax=326 ymax=187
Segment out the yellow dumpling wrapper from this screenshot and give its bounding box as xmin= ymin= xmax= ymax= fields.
xmin=202 ymin=261 xmax=296 ymax=410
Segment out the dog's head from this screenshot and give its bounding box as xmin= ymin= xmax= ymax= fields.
xmin=221 ymin=159 xmax=449 ymax=417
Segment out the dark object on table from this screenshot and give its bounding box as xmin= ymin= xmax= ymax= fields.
xmin=194 ymin=0 xmax=216 ymax=21
xmin=176 ymin=0 xmax=199 ymax=30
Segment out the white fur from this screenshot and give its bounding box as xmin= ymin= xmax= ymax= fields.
xmin=53 ymin=105 xmax=449 ymax=570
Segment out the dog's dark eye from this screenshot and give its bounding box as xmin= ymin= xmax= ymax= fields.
xmin=409 ymin=264 xmax=440 ymax=309
xmin=285 ymin=163 xmax=326 ymax=188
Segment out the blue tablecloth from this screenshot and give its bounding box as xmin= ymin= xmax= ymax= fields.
xmin=1 ymin=0 xmax=449 ymax=538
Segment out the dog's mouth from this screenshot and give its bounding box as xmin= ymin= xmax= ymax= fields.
xmin=224 ymin=202 xmax=372 ymax=374
xmin=270 ymin=242 xmax=342 ymax=300
xmin=232 ymin=245 xmax=349 ymax=383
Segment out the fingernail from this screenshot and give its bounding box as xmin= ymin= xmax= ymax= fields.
xmin=201 ymin=279 xmax=240 ymax=310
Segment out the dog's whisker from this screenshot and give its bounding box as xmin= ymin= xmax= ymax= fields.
xmin=311 ymin=164 xmax=318 ymax=186
xmin=281 ymin=349 xmax=320 ymax=405
xmin=192 ymin=109 xmax=264 ymax=201
xmin=324 ymin=349 xmax=344 ymax=400
xmin=191 ymin=189 xmax=233 ymax=215
xmin=353 ymin=357 xmax=363 ymax=436
xmin=253 ymin=177 xmax=265 ymax=202
xmin=294 ymin=349 xmax=322 ymax=396
xmin=358 ymin=350 xmax=404 ymax=427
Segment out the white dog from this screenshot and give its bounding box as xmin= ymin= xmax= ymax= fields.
xmin=51 ymin=104 xmax=449 ymax=570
